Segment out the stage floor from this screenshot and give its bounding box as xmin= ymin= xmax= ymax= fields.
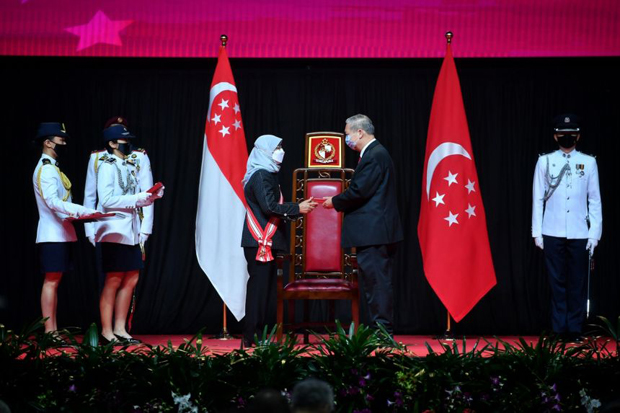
xmin=122 ymin=334 xmax=549 ymax=356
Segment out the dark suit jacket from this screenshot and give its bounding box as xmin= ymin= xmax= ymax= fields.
xmin=241 ymin=169 xmax=300 ymax=253
xmin=332 ymin=140 xmax=403 ymax=248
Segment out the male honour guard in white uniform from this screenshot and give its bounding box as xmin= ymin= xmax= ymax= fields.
xmin=32 ymin=122 xmax=97 ymax=333
xmin=532 ymin=114 xmax=602 ymax=342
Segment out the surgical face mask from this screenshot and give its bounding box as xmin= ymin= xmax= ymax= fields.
xmin=557 ymin=134 xmax=577 ymax=149
xmin=345 ymin=134 xmax=359 ymax=150
xmin=116 ymin=142 xmax=133 ymax=157
xmin=272 ymin=148 xmax=285 ymax=164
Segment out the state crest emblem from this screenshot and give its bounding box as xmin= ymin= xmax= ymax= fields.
xmin=314 ymin=139 xmax=336 ymax=164
xmin=305 ymin=132 xmax=343 ymax=168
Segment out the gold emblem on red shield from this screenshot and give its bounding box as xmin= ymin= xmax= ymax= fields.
xmin=314 ymin=138 xmax=336 ymax=164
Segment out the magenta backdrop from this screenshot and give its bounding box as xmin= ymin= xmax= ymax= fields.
xmin=1 ymin=0 xmax=619 ymax=58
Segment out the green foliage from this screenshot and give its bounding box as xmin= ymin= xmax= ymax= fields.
xmin=1 ymin=319 xmax=619 ymax=412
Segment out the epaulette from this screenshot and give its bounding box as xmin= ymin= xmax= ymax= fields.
xmin=538 ymin=151 xmax=553 ymax=157
xmin=42 ymin=158 xmax=51 ymax=165
xmin=132 ymin=148 xmax=147 ymax=154
xmin=99 ymin=154 xmax=109 ymax=162
xmin=104 ymin=157 xmax=116 ymax=164
xmin=91 ymin=149 xmax=106 ymax=154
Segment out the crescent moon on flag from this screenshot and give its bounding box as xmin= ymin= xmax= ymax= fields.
xmin=207 ymin=82 xmax=237 ymax=120
xmin=426 ymin=142 xmax=472 ymax=200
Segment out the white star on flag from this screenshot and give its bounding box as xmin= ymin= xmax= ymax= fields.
xmin=444 ymin=211 xmax=459 ymax=226
xmin=465 ymin=204 xmax=476 ymax=218
xmin=218 ymin=99 xmax=229 ymax=111
xmin=465 ymin=179 xmax=476 ymax=193
xmin=212 ymin=113 xmax=221 ymax=125
xmin=219 ymin=125 xmax=230 ymax=137
xmin=233 ymin=119 xmax=242 ymax=130
xmin=432 ymin=192 xmax=445 ymax=207
xmin=233 ymin=103 xmax=240 ymax=114
xmin=444 ymin=171 xmax=458 ymax=186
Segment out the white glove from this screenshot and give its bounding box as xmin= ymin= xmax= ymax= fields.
xmin=139 ymin=233 xmax=149 ymax=244
xmin=88 ymin=236 xmax=96 ymax=247
xmin=534 ymin=237 xmax=544 ymax=250
xmin=586 ymin=239 xmax=598 ymax=256
xmin=77 ymin=207 xmax=99 ymax=218
xmin=153 ymin=186 xmax=165 ymax=200
xmin=135 ymin=192 xmax=154 ymax=207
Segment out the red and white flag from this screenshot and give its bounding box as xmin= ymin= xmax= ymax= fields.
xmin=196 ymin=45 xmax=249 ymax=321
xmin=417 ymin=41 xmax=496 ymax=322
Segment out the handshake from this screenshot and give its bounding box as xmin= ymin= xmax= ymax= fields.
xmin=298 ymin=196 xmax=336 ymax=214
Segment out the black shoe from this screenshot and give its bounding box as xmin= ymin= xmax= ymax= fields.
xmin=49 ymin=332 xmax=74 ymax=347
xmin=115 ymin=335 xmax=143 ymax=345
xmin=240 ymin=338 xmax=254 ymax=349
xmin=567 ymin=333 xmax=585 ymax=344
xmin=99 ymin=334 xmax=122 ymax=346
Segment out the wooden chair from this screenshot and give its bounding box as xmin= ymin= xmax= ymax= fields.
xmin=276 ymin=167 xmax=359 ymax=342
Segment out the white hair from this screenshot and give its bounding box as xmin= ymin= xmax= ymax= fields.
xmin=346 ymin=114 xmax=375 ymax=134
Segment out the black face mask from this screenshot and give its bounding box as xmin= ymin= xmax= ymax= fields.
xmin=52 ymin=142 xmax=67 ymax=157
xmin=116 ymin=142 xmax=133 ymax=156
xmin=557 ymin=134 xmax=577 ymax=149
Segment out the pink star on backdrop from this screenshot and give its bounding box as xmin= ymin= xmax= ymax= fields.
xmin=65 ymin=11 xmax=132 ymax=51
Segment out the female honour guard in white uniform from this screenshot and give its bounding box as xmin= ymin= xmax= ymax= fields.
xmin=95 ymin=124 xmax=163 ymax=344
xmin=84 ymin=116 xmax=154 ymax=248
xmin=32 ymin=123 xmax=97 ymax=333
xmin=532 ymin=114 xmax=602 ymax=342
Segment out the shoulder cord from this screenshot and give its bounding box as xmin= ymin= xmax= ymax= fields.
xmin=543 ymin=156 xmax=570 ymax=203
xmin=37 ymin=165 xmax=72 ymax=204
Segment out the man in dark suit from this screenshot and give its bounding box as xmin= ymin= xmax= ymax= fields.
xmin=323 ymin=114 xmax=403 ymax=334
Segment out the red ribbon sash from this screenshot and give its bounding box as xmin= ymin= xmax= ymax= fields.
xmin=245 ymin=191 xmax=284 ymax=262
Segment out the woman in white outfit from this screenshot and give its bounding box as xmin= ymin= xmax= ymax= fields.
xmin=95 ymin=125 xmax=163 ymax=344
xmin=32 ymin=122 xmax=97 ymax=333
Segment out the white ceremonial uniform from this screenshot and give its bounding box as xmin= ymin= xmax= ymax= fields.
xmin=33 ymin=154 xmax=92 ymax=243
xmin=84 ymin=149 xmax=154 ymax=239
xmin=532 ymin=149 xmax=602 ymax=240
xmin=95 ymin=154 xmax=144 ymax=245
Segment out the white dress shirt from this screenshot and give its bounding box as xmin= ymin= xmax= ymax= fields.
xmin=359 ymin=138 xmax=376 ymax=159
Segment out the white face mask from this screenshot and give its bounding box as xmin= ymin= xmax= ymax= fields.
xmin=272 ymin=148 xmax=285 ymax=164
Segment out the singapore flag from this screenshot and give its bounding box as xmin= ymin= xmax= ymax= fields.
xmin=196 ymin=45 xmax=249 ymax=321
xmin=417 ymin=40 xmax=496 ymax=322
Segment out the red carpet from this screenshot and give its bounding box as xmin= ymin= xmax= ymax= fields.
xmin=125 ymin=335 xmax=543 ymax=356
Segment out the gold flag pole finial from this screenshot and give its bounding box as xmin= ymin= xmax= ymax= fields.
xmin=445 ymin=31 xmax=453 ymax=44
xmin=221 ymin=34 xmax=228 ymax=47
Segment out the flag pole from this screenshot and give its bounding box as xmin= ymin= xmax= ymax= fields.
xmin=586 ymin=251 xmax=593 ymax=320
xmin=210 ymin=302 xmax=236 ymax=340
xmin=209 ymin=33 xmax=236 ymax=341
